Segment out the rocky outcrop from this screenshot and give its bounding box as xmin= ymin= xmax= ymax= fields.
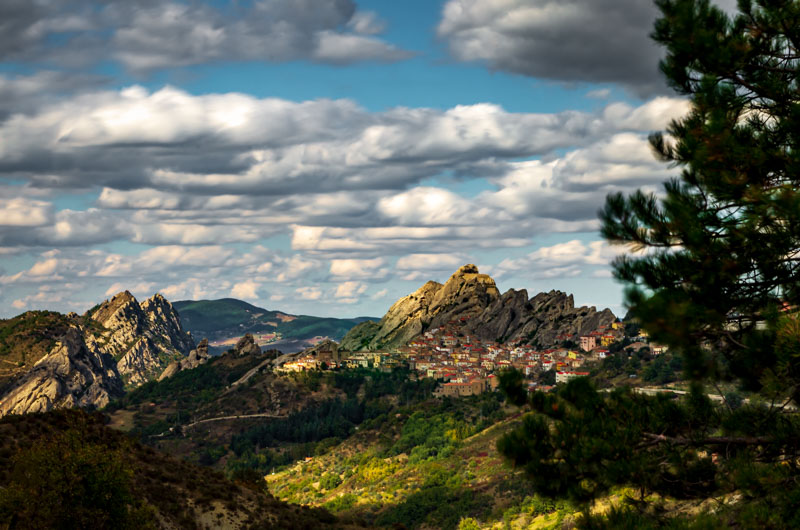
xmin=231 ymin=334 xmax=261 ymax=357
xmin=342 ymin=264 xmax=500 ymax=350
xmin=0 ymin=328 xmax=123 ymax=416
xmin=86 ymin=291 xmax=195 ymax=387
xmin=466 ymin=289 xmax=616 ymax=346
xmin=158 ymin=339 xmax=210 ymax=381
xmin=340 ymin=264 xmax=615 ymax=350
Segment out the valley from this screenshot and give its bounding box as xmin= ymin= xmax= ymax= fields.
xmin=0 ymin=263 xmax=793 ymax=529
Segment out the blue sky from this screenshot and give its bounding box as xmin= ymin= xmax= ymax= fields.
xmin=0 ymin=0 xmax=734 ymax=319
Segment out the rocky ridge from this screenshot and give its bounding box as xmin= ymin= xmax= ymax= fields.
xmin=342 ymin=265 xmax=499 ymax=350
xmin=0 ymin=328 xmax=124 ymax=416
xmin=0 ymin=291 xmax=196 ymax=417
xmin=158 ymin=338 xmax=210 ymax=381
xmin=85 ymin=291 xmax=195 ymax=387
xmin=340 ymin=264 xmax=615 ymax=350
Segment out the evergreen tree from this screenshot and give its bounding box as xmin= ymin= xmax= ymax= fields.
xmin=498 ymin=1 xmax=800 ymax=525
xmin=602 ymin=0 xmax=800 ymax=392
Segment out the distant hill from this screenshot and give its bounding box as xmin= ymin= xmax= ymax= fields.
xmin=173 ymin=298 xmax=375 ymax=353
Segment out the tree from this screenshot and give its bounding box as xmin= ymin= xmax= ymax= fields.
xmin=0 ymin=426 xmax=154 ymax=529
xmin=601 ymin=0 xmax=800 ymax=394
xmin=498 ymin=1 xmax=800 ymax=525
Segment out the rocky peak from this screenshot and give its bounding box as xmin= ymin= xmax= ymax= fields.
xmin=158 ymin=338 xmax=210 ymax=381
xmin=341 ymin=264 xmax=500 ymax=350
xmin=0 ymin=327 xmax=123 ymax=417
xmin=84 ymin=291 xmax=195 ymax=388
xmin=90 ymin=291 xmax=139 ymax=327
xmin=341 ymin=264 xmax=616 ymax=351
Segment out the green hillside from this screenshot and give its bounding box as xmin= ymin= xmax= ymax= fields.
xmin=0 ymin=409 xmax=358 ymax=529
xmin=173 ymin=298 xmax=375 ymax=348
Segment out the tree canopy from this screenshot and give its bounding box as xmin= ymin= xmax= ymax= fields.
xmin=498 ymin=1 xmax=800 ymax=526
xmin=602 ymin=0 xmax=800 ymax=393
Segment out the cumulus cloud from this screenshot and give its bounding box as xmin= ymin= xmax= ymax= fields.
xmin=334 ymin=280 xmax=368 ymax=303
xmin=0 ymin=197 xmax=52 ymax=226
xmin=395 ymin=254 xmax=466 ymax=271
xmin=329 ymin=258 xmax=388 ymax=280
xmin=296 ymin=286 xmax=323 ymax=300
xmin=231 ymin=280 xmax=262 ymax=301
xmin=1 ymin=0 xmax=409 ymax=72
xmin=0 ymin=83 xmax=692 ymax=316
xmin=493 ymin=240 xmax=628 ymax=279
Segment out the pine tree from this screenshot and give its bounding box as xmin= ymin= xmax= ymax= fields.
xmin=498 ymin=1 xmax=800 ymax=525
xmin=601 ymin=0 xmax=800 ymax=396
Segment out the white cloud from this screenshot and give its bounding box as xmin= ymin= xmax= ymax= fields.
xmin=371 ymin=288 xmax=388 ymax=300
xmin=231 ymin=280 xmax=262 ymax=300
xmin=0 ymin=197 xmax=52 ymax=226
xmin=296 ymin=286 xmax=323 ymax=300
xmin=493 ymin=239 xmax=629 ymax=280
xmin=329 ymin=258 xmax=387 ymax=279
xmin=334 ymin=281 xmax=368 ymax=299
xmin=104 ymin=281 xmax=154 ymax=297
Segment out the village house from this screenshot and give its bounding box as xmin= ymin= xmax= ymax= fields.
xmin=556 ymin=370 xmax=590 ymax=384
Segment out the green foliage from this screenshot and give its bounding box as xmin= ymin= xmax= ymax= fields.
xmin=601 ymin=0 xmax=800 ymax=396
xmin=375 ymin=469 xmax=493 ymax=530
xmin=319 ymin=472 xmax=342 ymax=490
xmin=231 ymin=398 xmax=365 ymax=454
xmin=0 ymin=419 xmax=154 ymax=529
xmin=0 ymin=311 xmax=86 ymax=367
xmin=323 ymin=493 xmax=357 ymax=513
xmin=498 ymin=369 xmax=800 ymax=522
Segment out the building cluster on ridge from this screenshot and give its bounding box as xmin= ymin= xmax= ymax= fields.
xmin=278 ymin=317 xmax=664 ymax=397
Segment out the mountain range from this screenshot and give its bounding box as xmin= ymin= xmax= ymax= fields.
xmin=0 ymin=264 xmax=615 ymax=419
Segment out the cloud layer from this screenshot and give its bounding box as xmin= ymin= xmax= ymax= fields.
xmin=1 ymin=0 xmax=409 ymax=71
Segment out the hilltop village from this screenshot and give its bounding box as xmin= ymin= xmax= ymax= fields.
xmin=279 ymin=317 xmax=660 ymax=397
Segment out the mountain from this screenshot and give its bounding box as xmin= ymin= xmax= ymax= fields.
xmin=173 ymin=298 xmax=375 ymax=353
xmin=0 ymin=328 xmax=123 ymax=416
xmin=86 ymin=291 xmax=195 ymax=387
xmin=0 ymin=291 xmax=196 ymax=417
xmin=340 ymin=264 xmax=615 ymax=350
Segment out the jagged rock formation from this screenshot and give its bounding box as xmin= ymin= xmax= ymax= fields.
xmin=230 ymin=333 xmax=262 ymax=357
xmin=342 ymin=265 xmax=499 ymax=350
xmin=0 ymin=328 xmax=123 ymax=416
xmin=85 ymin=291 xmax=195 ymax=387
xmin=465 ymin=289 xmax=616 ymax=346
xmin=340 ymin=264 xmax=615 ymax=351
xmin=158 ymin=339 xmax=210 ymax=381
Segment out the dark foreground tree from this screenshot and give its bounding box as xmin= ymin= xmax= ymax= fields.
xmin=499 ymin=1 xmax=800 ymax=526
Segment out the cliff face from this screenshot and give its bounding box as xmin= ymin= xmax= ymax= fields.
xmin=0 ymin=328 xmax=124 ymax=416
xmin=86 ymin=291 xmax=195 ymax=387
xmin=466 ymin=289 xmax=616 ymax=346
xmin=341 ymin=264 xmax=500 ymax=350
xmin=340 ymin=264 xmax=615 ymax=350
xmin=0 ymin=291 xmax=196 ymax=417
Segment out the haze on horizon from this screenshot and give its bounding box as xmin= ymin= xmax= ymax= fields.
xmin=0 ymin=0 xmax=737 ymax=319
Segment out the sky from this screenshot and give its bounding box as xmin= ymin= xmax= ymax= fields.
xmin=0 ymin=0 xmax=738 ymax=319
